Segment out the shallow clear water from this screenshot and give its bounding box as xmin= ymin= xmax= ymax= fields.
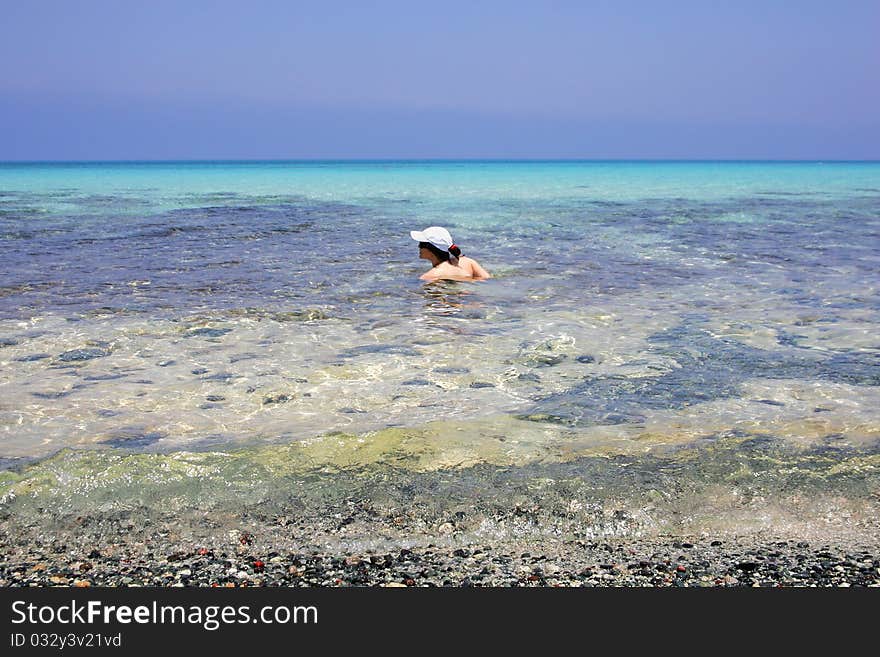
xmin=1 ymin=161 xmax=878 ymax=538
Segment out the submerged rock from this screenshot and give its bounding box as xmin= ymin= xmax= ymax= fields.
xmin=57 ymin=348 xmax=110 ymax=362
xmin=183 ymin=327 xmax=232 ymax=338
xmin=100 ymin=431 xmax=164 ymax=449
xmin=263 ymin=393 xmax=293 ymax=406
xmin=17 ymin=353 xmax=51 ymax=362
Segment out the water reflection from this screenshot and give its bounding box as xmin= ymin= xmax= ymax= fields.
xmin=419 ymin=281 xmax=480 ymax=316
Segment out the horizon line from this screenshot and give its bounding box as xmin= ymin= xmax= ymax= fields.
xmin=2 ymin=158 xmax=880 ymax=164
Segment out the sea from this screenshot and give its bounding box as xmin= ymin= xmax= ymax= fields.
xmin=1 ymin=160 xmax=878 ymax=546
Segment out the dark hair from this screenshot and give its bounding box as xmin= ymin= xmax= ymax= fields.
xmin=419 ymin=241 xmax=461 ymax=261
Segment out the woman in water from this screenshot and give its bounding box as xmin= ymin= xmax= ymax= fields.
xmin=410 ymin=226 xmax=491 ymax=282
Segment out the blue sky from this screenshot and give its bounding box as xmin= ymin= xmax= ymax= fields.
xmin=2 ymin=0 xmax=877 ymax=159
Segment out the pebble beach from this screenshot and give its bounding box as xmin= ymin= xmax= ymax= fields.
xmin=3 ymin=509 xmax=879 ymax=587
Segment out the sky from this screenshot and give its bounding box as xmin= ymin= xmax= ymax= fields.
xmin=1 ymin=0 xmax=878 ymax=160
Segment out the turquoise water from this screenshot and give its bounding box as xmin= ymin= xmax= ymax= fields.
xmin=1 ymin=160 xmax=878 ymax=539
xmin=3 ymin=160 xmax=878 ymax=216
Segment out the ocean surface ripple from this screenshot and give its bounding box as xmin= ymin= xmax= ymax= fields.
xmin=1 ymin=161 xmax=878 ymax=538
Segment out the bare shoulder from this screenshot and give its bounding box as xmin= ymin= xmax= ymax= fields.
xmin=459 ymin=256 xmax=491 ymax=280
xmin=419 ymin=258 xmax=491 ymax=282
xmin=420 ymin=262 xmax=459 ymax=281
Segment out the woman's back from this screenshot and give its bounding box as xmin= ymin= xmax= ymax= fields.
xmin=458 ymin=256 xmax=491 ymax=280
xmin=420 ymin=255 xmax=491 ymax=282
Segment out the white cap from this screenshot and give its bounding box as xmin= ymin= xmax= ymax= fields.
xmin=410 ymin=226 xmax=454 ymax=252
